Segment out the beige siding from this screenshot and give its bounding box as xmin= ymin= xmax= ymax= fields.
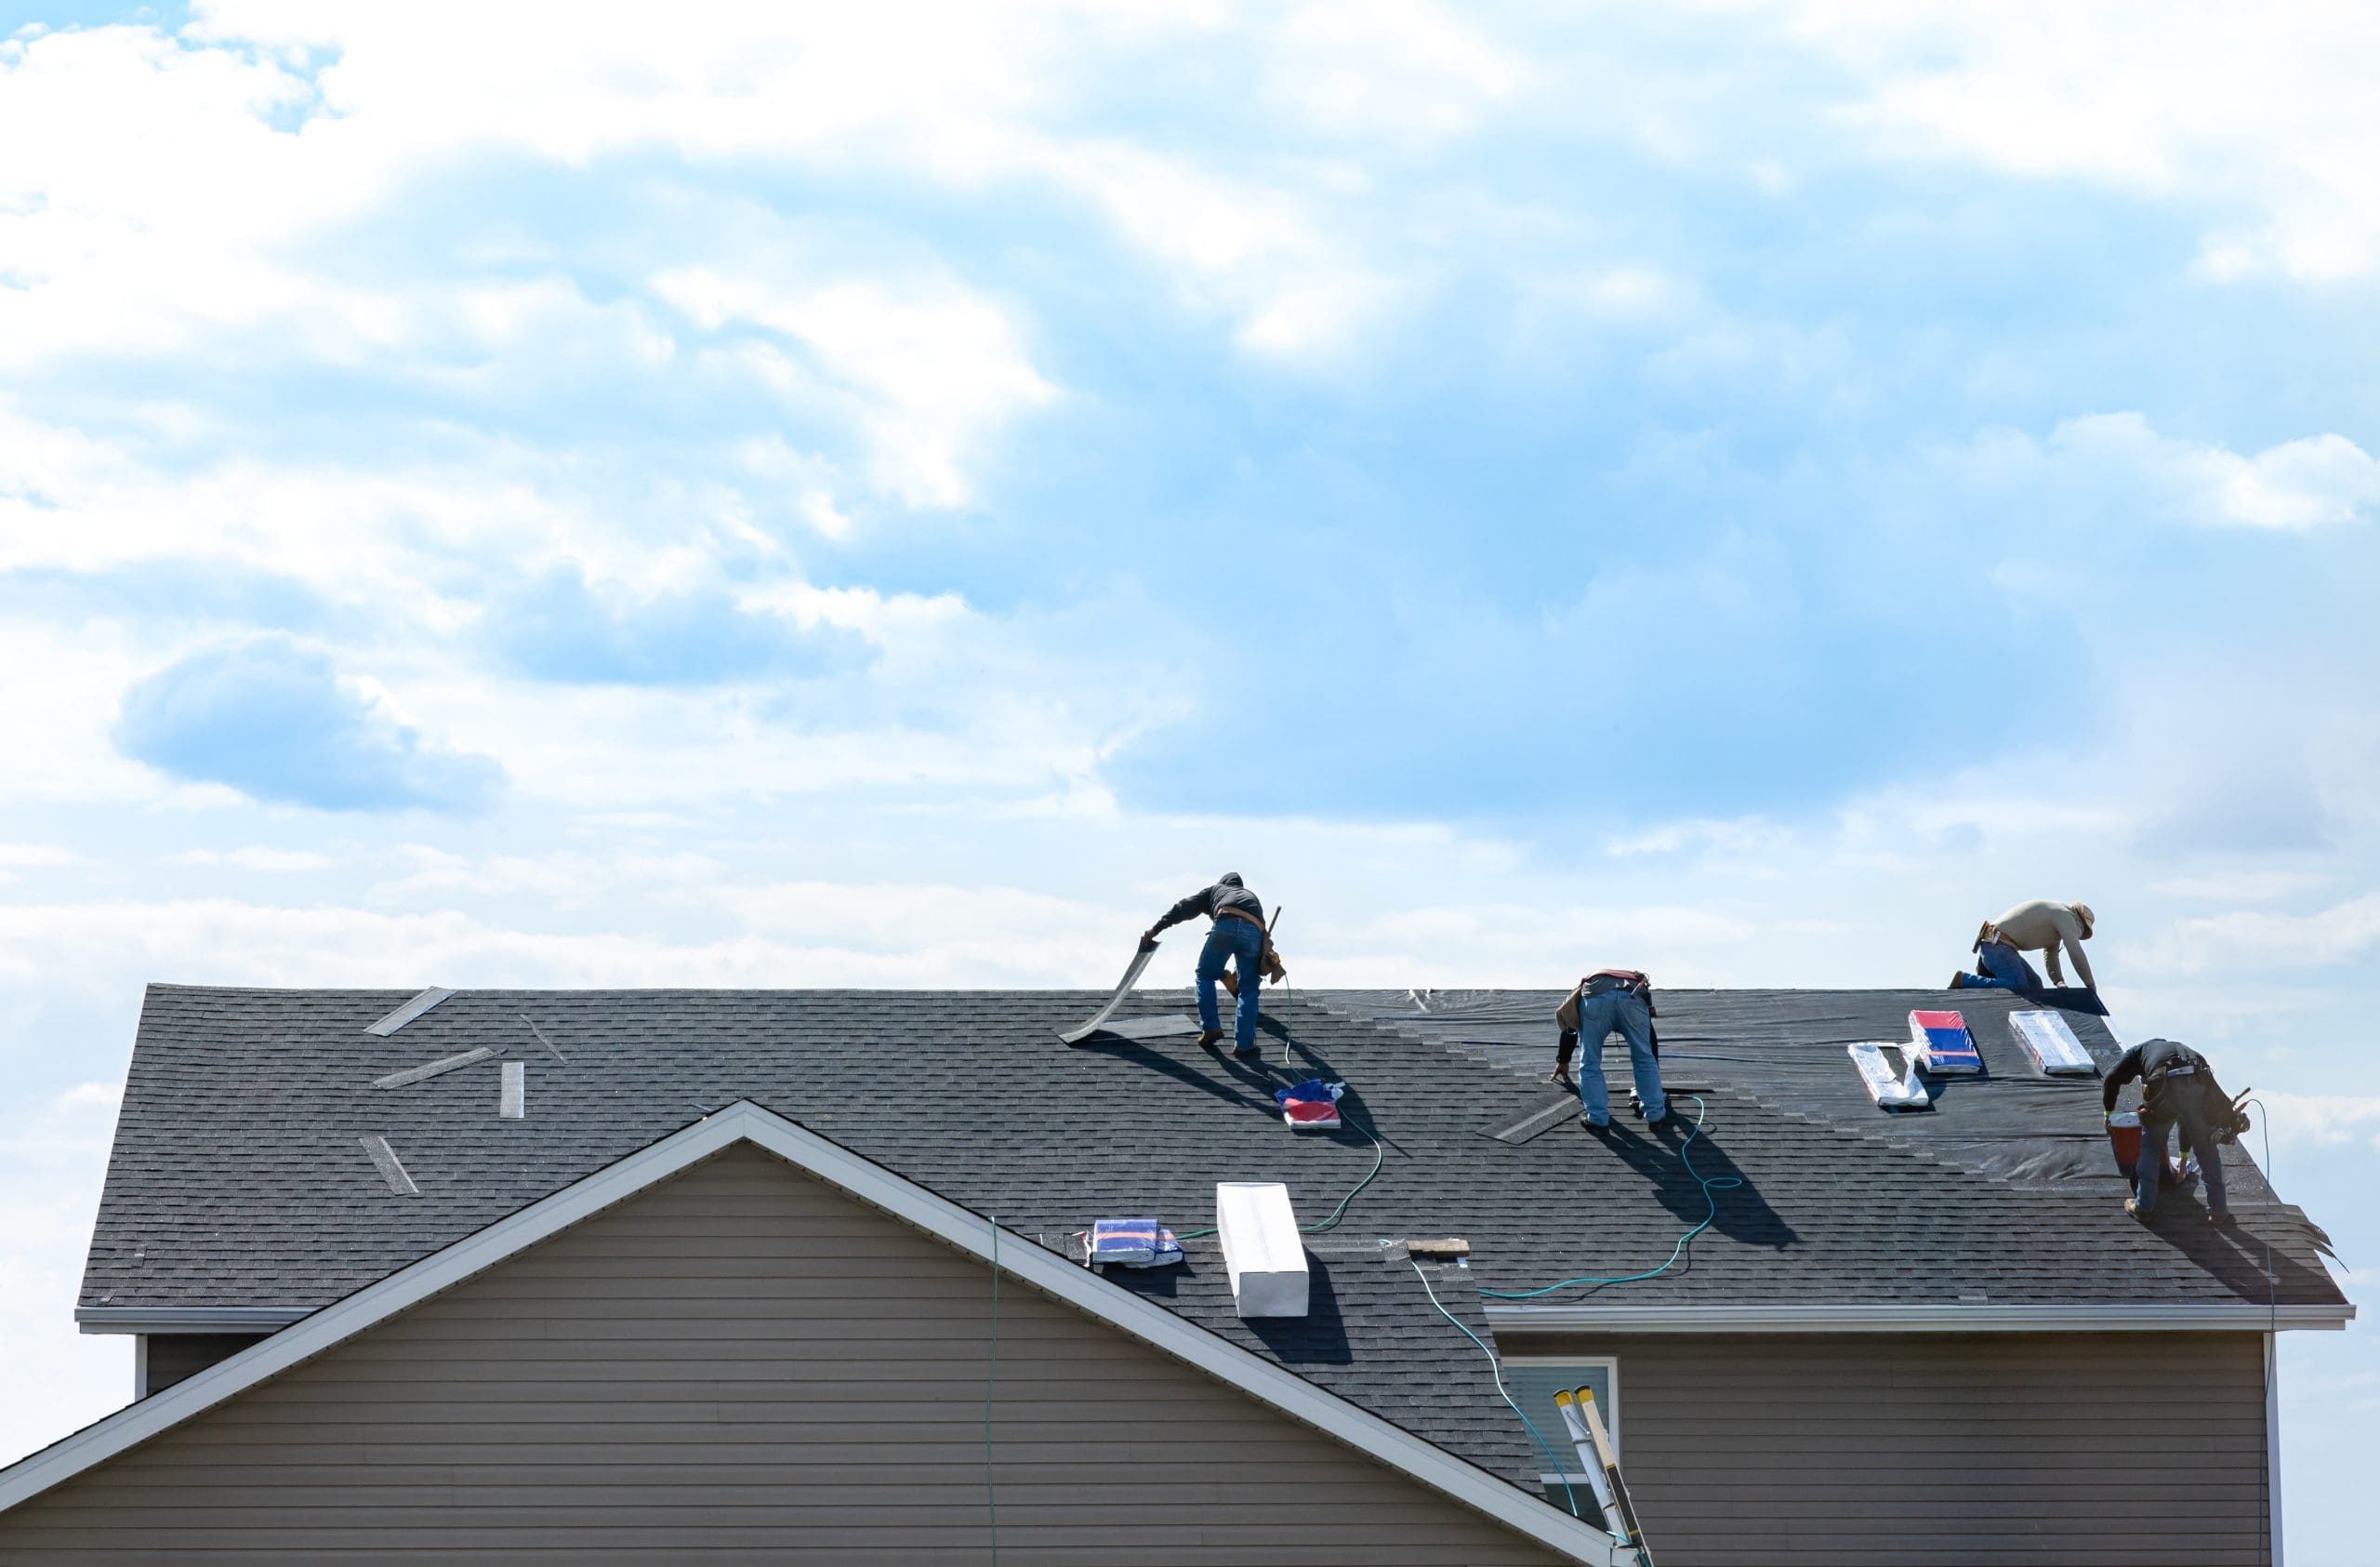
xmin=1513 ymin=1329 xmax=2269 ymax=1567
xmin=144 ymin=1334 xmax=268 ymax=1396
xmin=3 ymin=1148 xmax=1562 ymax=1565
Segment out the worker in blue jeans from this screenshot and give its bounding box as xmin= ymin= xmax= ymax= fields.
xmin=1145 ymin=873 xmax=1272 ymax=1057
xmin=1556 ymin=970 xmax=1667 ymax=1129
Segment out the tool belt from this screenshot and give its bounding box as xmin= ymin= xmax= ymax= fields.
xmin=1973 ymin=920 xmax=2003 ymax=953
xmin=1214 ymin=909 xmax=1287 ymax=992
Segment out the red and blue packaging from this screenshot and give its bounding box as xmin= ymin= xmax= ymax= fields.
xmin=1906 ymin=1010 xmax=1982 ymax=1074
xmin=1276 ymin=1078 xmax=1345 ymax=1130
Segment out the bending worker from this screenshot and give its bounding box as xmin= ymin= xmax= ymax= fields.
xmin=1144 ymin=873 xmax=1279 ymax=1058
xmin=1953 ymin=898 xmax=2096 ymax=993
xmin=1554 ymin=969 xmax=1667 ymax=1130
xmin=2101 ymin=1037 xmax=2242 ymax=1226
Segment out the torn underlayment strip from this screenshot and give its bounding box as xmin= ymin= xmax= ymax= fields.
xmin=363 ymin=986 xmax=456 ymax=1038
xmin=359 ymin=1134 xmax=420 ymax=1196
xmin=1056 ymin=944 xmax=1159 ymax=1044
xmin=499 ymin=1061 xmax=525 ymax=1119
xmin=1848 ymin=1042 xmax=1930 ymax=1110
xmin=372 ymin=1047 xmax=495 ymax=1090
xmin=2011 ymin=1010 xmax=2097 ymax=1075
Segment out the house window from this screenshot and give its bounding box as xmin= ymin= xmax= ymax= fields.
xmin=1502 ymin=1357 xmax=1620 ymax=1507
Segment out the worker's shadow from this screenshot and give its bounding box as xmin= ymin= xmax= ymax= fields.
xmin=1593 ymin=1116 xmax=1796 ymax=1256
xmin=1074 ymin=1037 xmax=1281 ymax=1119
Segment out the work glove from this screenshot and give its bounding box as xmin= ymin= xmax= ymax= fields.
xmin=1139 ymin=929 xmax=1159 ymax=952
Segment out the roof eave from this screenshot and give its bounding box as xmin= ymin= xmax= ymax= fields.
xmin=1488 ymin=1301 xmax=2356 ymax=1333
xmin=75 ymin=1306 xmax=313 ymax=1335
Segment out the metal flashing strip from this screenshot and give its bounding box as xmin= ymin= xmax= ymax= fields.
xmin=359 ymin=1134 xmax=420 ymax=1197
xmin=499 ymin=1061 xmax=525 ymax=1120
xmin=1092 ymin=1014 xmax=1201 ymax=1042
xmin=76 ymin=1306 xmax=311 ymax=1335
xmin=363 ymin=986 xmax=456 ymax=1037
xmin=372 ymin=1047 xmax=494 ymax=1090
xmin=1488 ymin=1301 xmax=2356 ymax=1333
xmin=1487 ymin=1094 xmax=1582 ymax=1145
xmin=1 ymin=1103 xmax=1632 ymax=1565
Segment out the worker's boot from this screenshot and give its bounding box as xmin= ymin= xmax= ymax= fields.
xmin=1196 ymin=1029 xmax=1225 ymax=1050
xmin=2123 ymin=1198 xmax=2145 ymax=1222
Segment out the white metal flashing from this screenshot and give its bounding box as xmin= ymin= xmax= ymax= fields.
xmin=358 ymin=1134 xmax=419 ymax=1196
xmin=363 ymin=987 xmax=456 ymax=1037
xmin=2268 ymin=1332 xmax=2284 ymax=1566
xmin=1489 ymin=1301 xmax=2355 ymax=1333
xmin=76 ymin=1306 xmax=311 ymax=1335
xmin=372 ymin=1047 xmax=494 ymax=1090
xmin=0 ymin=1102 xmax=1626 ymax=1564
xmin=131 ymin=1336 xmax=147 ymax=1401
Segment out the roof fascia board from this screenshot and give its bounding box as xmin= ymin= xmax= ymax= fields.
xmin=7 ymin=1104 xmax=1623 ymax=1565
xmin=1489 ymin=1302 xmax=2354 ymax=1333
xmin=76 ymin=1307 xmax=311 ymax=1335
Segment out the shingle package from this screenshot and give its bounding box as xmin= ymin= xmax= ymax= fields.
xmin=1275 ymin=1078 xmax=1345 ymax=1130
xmin=1084 ymin=1217 xmax=1183 ymax=1268
xmin=1847 ymin=1042 xmax=1930 ymax=1109
xmin=2011 ymin=1009 xmax=2096 ymax=1075
xmin=1907 ymin=1009 xmax=1982 ymax=1074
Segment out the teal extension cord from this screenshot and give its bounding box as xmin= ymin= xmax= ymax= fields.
xmin=1477 ymin=1094 xmax=1742 ymax=1299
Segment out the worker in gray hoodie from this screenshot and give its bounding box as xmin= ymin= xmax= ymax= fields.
xmin=1953 ymin=899 xmax=2096 ymax=993
xmin=1144 ymin=874 xmax=1276 ymax=1058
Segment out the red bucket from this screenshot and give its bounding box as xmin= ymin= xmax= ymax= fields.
xmin=2107 ymin=1112 xmax=2143 ymax=1175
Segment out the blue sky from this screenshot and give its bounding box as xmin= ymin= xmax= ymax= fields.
xmin=2 ymin=1 xmax=2376 ymax=1555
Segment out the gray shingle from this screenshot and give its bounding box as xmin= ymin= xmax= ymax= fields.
xmin=80 ymin=983 xmax=2347 ymax=1491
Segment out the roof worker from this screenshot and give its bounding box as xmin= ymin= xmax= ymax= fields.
xmin=1952 ymin=899 xmax=2096 ymax=994
xmin=2102 ymin=1038 xmax=2244 ymax=1227
xmin=1143 ymin=873 xmax=1281 ymax=1058
xmin=1554 ymin=970 xmax=1666 ymax=1131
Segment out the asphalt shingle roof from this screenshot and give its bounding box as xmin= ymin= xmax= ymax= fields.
xmin=84 ymin=982 xmax=2347 ymax=1486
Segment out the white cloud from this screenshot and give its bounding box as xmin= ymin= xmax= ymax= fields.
xmin=0 ymin=1081 xmax=128 ymax=1474
xmin=654 ymin=266 xmax=1054 ymax=508
xmin=1759 ymin=0 xmax=2380 ymax=280
xmin=1954 ymin=412 xmax=2380 ymax=531
xmin=1268 ymin=0 xmax=1531 ymax=141
xmin=172 ymin=847 xmax=337 ymax=873
xmin=2126 ymin=894 xmax=2380 ymax=978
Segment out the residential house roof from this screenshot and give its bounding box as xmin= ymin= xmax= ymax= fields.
xmin=75 ymin=981 xmax=2349 ymax=1484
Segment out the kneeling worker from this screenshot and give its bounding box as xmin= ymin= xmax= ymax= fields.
xmin=1144 ymin=873 xmax=1276 ymax=1058
xmin=1954 ymin=898 xmax=2096 ymax=993
xmin=1555 ymin=969 xmax=1667 ymax=1129
xmin=2102 ymin=1038 xmax=2243 ymax=1225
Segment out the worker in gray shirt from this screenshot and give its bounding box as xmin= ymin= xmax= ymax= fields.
xmin=1953 ymin=899 xmax=2096 ymax=993
xmin=2103 ymin=1038 xmax=2242 ymax=1226
xmin=1144 ymin=873 xmax=1274 ymax=1057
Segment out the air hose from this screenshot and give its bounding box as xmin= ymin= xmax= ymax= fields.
xmin=1411 ymin=1256 xmax=1581 ymax=1520
xmin=1478 ymin=1094 xmax=1742 ymax=1299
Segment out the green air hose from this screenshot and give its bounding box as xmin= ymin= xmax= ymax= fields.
xmin=1477 ymin=1094 xmax=1741 ymax=1299
xmin=1410 ymin=1255 xmax=1581 ymax=1520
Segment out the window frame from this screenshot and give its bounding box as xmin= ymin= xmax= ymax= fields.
xmin=1502 ymin=1352 xmax=1621 ymax=1489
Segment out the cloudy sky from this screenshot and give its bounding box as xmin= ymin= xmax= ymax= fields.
xmin=2 ymin=0 xmax=2375 ymax=1553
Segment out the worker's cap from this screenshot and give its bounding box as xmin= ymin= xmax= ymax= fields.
xmin=1218 ymin=871 xmax=1243 ymax=887
xmin=2072 ymin=902 xmax=2095 ymax=935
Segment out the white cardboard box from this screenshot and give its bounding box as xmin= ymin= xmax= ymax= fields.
xmin=1216 ymin=1181 xmax=1309 ymax=1319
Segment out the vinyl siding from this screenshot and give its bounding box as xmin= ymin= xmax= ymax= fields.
xmin=143 ymin=1334 xmax=268 ymax=1396
xmin=1510 ymin=1329 xmax=2269 ymax=1566
xmin=1 ymin=1147 xmax=1564 ymax=1565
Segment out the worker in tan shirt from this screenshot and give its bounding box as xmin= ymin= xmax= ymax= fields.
xmin=1952 ymin=899 xmax=2096 ymax=993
